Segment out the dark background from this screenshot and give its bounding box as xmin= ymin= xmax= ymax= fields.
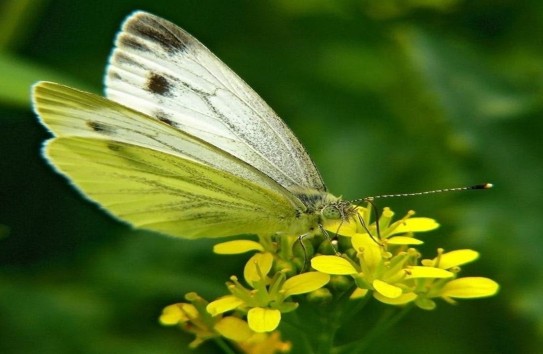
xmin=1 ymin=0 xmax=542 ymax=353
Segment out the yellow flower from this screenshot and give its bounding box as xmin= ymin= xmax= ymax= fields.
xmin=247 ymin=307 xmax=282 ymax=333
xmin=215 ymin=316 xmax=254 ymax=342
xmin=422 ymin=249 xmax=479 ymax=269
xmin=439 ymin=277 xmax=500 ymax=301
xmin=237 ymin=331 xmax=291 ymax=354
xmin=312 ymin=207 xmax=499 ymax=309
xmin=311 ymin=255 xmax=358 ymax=275
xmin=214 ymin=317 xmax=292 ymax=353
xmin=244 ymin=252 xmax=274 ymax=285
xmin=207 ymin=295 xmax=245 ymax=316
xmin=214 ymin=240 xmax=264 ymax=254
xmin=207 ymin=253 xmax=330 ymax=332
xmin=159 ymin=303 xmax=199 ymax=325
xmin=159 ymin=294 xmax=217 ymax=348
xmin=162 ymin=204 xmax=498 ymax=352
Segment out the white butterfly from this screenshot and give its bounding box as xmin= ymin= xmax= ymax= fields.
xmin=32 ymin=11 xmax=356 ymax=239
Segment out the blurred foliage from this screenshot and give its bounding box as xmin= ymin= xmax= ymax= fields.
xmin=1 ymin=0 xmax=542 ymax=353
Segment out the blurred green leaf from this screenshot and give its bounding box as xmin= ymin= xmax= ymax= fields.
xmin=400 ymin=27 xmax=538 ymax=124
xmin=0 ymin=52 xmax=94 ymax=108
xmin=0 ymin=1 xmax=49 ymax=53
xmin=397 ymin=25 xmax=543 ymax=345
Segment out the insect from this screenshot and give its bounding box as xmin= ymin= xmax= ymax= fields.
xmin=33 ymin=12 xmax=491 ymax=240
xmin=32 ymin=11 xmax=358 ymax=239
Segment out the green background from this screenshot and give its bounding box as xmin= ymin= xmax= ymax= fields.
xmin=1 ymin=0 xmax=541 ymax=353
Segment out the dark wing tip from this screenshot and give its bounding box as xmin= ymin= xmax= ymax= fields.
xmin=118 ymin=11 xmax=192 ymax=54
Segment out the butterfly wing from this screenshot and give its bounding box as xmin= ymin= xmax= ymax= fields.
xmin=33 ymin=82 xmax=308 ymax=238
xmin=105 ymin=11 xmax=326 ymax=193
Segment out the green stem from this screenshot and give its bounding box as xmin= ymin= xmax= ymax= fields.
xmin=214 ymin=337 xmax=238 ymax=354
xmin=314 ymin=311 xmax=335 ymax=354
xmin=333 ymin=304 xmax=413 ymax=354
xmin=314 ymin=287 xmax=355 ymax=354
xmin=281 ymin=311 xmax=315 ymax=354
xmin=339 ymin=292 xmax=371 ymax=325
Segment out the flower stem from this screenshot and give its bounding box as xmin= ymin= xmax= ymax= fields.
xmin=281 ymin=311 xmax=314 ymax=354
xmin=317 ymin=311 xmax=336 ymax=354
xmin=214 ymin=337 xmax=238 ymax=354
xmin=333 ymin=304 xmax=413 ymax=354
xmin=340 ymin=293 xmax=371 ymax=325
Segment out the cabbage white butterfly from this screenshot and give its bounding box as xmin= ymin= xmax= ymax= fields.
xmin=32 ymin=11 xmax=359 ymax=239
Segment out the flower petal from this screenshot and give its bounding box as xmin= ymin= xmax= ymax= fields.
xmin=282 ymin=272 xmax=330 ymax=296
xmin=441 ymin=277 xmax=500 ymax=298
xmin=247 ymin=307 xmax=281 ymax=332
xmin=374 ymin=291 xmax=417 ymax=305
xmin=415 ymin=297 xmax=437 ymax=310
xmin=387 ymin=236 xmax=424 ymax=245
xmin=215 ymin=316 xmax=254 ymax=342
xmin=323 ymin=218 xmax=358 ymax=237
xmin=159 ymin=303 xmax=198 ymax=325
xmin=373 ymin=279 xmax=402 ymax=298
xmin=207 ymin=295 xmax=244 ymax=316
xmin=214 ymin=240 xmax=264 ymax=254
xmin=349 ymin=288 xmax=369 ymax=299
xmin=311 ymin=255 xmax=358 ymax=275
xmin=351 ymin=233 xmax=382 ymax=270
xmin=244 ymin=252 xmax=274 ymax=284
xmin=436 ymin=249 xmax=479 ymax=269
xmin=237 ymin=331 xmax=292 ymax=354
xmin=406 ymin=266 xmax=454 ymax=278
xmin=389 ymin=217 xmax=439 ymax=235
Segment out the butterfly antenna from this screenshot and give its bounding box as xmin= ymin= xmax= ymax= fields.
xmin=353 ymin=183 xmax=493 ymax=203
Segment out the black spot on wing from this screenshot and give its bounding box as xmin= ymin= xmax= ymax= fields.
xmin=155 ymin=111 xmax=176 ymax=127
xmin=87 ymin=120 xmax=115 ymax=135
xmin=107 ymin=142 xmax=122 ymax=152
xmin=147 ymin=73 xmax=173 ymax=96
xmin=124 ymin=13 xmax=189 ymax=54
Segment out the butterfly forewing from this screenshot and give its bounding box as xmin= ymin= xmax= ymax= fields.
xmin=105 ymin=11 xmax=326 ymax=193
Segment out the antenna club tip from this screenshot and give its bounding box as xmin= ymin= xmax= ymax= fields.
xmin=471 ymin=183 xmax=493 ymax=190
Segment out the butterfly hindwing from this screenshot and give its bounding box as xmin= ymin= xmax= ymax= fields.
xmin=44 ymin=137 xmax=301 ymax=238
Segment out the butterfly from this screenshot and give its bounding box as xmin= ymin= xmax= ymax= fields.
xmin=32 ymin=11 xmax=358 ymax=239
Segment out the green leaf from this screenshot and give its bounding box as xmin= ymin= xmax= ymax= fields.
xmin=0 ymin=52 xmax=94 ymax=108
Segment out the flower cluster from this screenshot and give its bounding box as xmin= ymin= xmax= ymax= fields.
xmin=160 ymin=205 xmax=499 ymax=353
xmin=160 ymin=292 xmax=291 ymax=353
xmin=313 ymin=207 xmax=498 ymax=309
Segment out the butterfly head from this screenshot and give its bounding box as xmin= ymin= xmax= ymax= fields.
xmin=320 ymin=200 xmax=357 ymax=222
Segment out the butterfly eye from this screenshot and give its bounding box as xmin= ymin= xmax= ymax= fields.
xmin=322 ymin=205 xmax=342 ymax=220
